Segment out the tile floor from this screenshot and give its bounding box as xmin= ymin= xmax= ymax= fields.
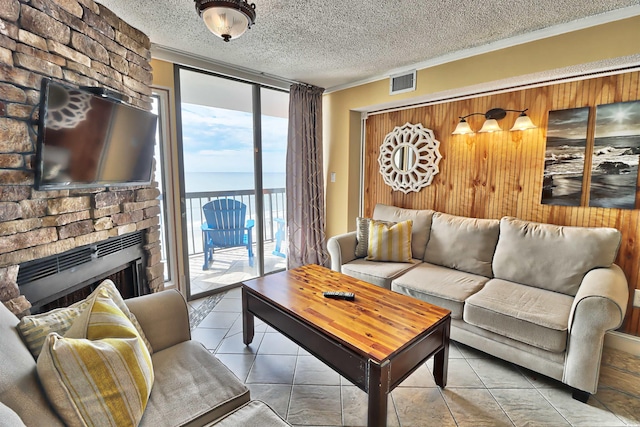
xmin=188 ymin=287 xmax=640 ymax=427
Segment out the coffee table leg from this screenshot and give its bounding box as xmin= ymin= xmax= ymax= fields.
xmin=367 ymin=360 xmax=390 ymax=427
xmin=242 ymin=287 xmax=254 ymax=345
xmin=433 ymin=319 xmax=450 ymax=388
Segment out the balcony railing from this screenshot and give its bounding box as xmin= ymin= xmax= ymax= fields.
xmin=180 ymin=188 xmax=286 ymax=256
xmin=156 ymin=188 xmax=286 ymax=283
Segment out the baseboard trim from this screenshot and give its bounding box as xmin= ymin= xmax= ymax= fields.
xmin=604 ymin=331 xmax=640 ymax=356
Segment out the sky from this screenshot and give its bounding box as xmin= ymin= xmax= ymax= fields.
xmin=180 ymin=103 xmax=288 ymax=173
xmin=547 ymin=101 xmax=640 ymax=140
xmin=595 ymin=101 xmax=640 ymax=138
xmin=546 ymin=107 xmax=589 ymax=140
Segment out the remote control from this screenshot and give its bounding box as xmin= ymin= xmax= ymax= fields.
xmin=323 ymin=291 xmax=355 ymax=301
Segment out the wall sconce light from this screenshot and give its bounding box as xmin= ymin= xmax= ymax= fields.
xmin=452 ymin=108 xmax=537 ymax=135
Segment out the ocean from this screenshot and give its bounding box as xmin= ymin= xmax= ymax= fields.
xmin=543 ymin=134 xmax=640 ymax=208
xmin=183 ymin=172 xmax=286 ymax=193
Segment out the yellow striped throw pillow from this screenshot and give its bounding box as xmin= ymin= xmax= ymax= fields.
xmin=17 ymin=279 xmax=153 ymax=360
xmin=37 ymin=288 xmax=154 ymax=427
xmin=366 ymin=219 xmax=413 ymax=262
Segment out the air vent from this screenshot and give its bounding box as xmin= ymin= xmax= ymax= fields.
xmin=96 ymin=231 xmax=143 ymax=258
xmin=390 ymin=70 xmax=416 ymax=95
xmin=17 ymin=257 xmax=63 ymax=284
xmin=17 ymin=231 xmax=144 ymax=286
xmin=56 ymin=248 xmax=93 ymax=272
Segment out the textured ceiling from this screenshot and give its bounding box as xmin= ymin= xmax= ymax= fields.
xmin=96 ymin=0 xmax=640 ymax=90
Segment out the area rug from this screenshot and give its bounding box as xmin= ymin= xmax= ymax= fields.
xmin=189 ymin=292 xmax=226 ymax=329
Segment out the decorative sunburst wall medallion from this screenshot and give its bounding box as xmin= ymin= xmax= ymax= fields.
xmin=378 ymin=122 xmax=442 ymax=194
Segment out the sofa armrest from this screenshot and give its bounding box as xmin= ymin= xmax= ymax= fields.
xmin=125 ymin=289 xmax=191 ymax=353
xmin=327 ymin=231 xmax=358 ymax=272
xmin=563 ymin=264 xmax=629 ymax=393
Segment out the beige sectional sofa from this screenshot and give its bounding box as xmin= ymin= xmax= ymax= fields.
xmin=327 ymin=203 xmax=629 ymax=402
xmin=0 ymin=289 xmax=290 ymax=426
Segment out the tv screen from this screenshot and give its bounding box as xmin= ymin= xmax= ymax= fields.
xmin=35 ymin=79 xmax=158 ymax=190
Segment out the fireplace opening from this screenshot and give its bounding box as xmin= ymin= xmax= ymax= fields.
xmin=17 ymin=231 xmax=148 ymax=314
xmin=36 ymin=265 xmax=140 ymax=313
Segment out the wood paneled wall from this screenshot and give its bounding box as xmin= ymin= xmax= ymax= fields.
xmin=364 ymin=71 xmax=640 ymax=335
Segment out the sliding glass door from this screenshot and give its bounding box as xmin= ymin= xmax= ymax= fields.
xmin=260 ymin=88 xmax=289 ymax=274
xmin=176 ymin=67 xmax=288 ymax=300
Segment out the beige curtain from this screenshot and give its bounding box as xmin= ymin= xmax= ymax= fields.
xmin=286 ymin=84 xmax=328 ymax=269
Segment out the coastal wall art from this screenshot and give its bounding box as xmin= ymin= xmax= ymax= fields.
xmin=589 ymin=101 xmax=640 ymax=209
xmin=541 ymin=107 xmax=590 ymax=206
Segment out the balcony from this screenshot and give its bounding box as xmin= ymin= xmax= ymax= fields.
xmin=159 ymin=188 xmax=287 ymax=295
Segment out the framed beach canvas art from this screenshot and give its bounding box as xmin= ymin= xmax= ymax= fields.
xmin=541 ymin=107 xmax=589 ymax=206
xmin=589 ymin=101 xmax=640 ymax=209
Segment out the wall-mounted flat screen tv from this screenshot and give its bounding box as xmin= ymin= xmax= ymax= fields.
xmin=35 ymin=78 xmax=158 ymax=190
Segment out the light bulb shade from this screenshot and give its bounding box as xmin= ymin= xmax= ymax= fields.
xmin=510 ymin=114 xmax=537 ymax=131
xmin=452 ymin=120 xmax=474 ymax=135
xmin=478 ymin=119 xmax=502 ymax=133
xmin=196 ymin=0 xmax=256 ymax=42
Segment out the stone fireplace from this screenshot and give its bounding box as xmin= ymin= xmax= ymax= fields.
xmin=0 ymin=0 xmax=164 ymax=317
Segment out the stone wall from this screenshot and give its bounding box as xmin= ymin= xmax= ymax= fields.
xmin=0 ymin=0 xmax=164 ymax=316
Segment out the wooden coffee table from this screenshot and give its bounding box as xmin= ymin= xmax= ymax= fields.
xmin=242 ymin=264 xmax=451 ymax=427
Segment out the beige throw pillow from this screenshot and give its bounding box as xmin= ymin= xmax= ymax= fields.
xmin=493 ymin=217 xmax=622 ymax=296
xmin=423 ymin=212 xmax=500 ymax=277
xmin=366 ymin=219 xmax=413 ymax=262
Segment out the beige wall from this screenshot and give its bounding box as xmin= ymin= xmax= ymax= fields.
xmin=152 ymin=59 xmax=174 ymax=88
xmin=324 ymin=15 xmax=640 ymax=238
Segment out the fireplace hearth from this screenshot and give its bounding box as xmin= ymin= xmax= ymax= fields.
xmin=17 ymin=231 xmax=148 ymax=313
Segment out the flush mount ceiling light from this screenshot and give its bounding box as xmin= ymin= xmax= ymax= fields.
xmin=194 ymin=0 xmax=256 ymax=42
xmin=452 ymin=108 xmax=537 ymax=135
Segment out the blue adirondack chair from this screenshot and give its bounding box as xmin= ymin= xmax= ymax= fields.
xmin=272 ymin=218 xmax=286 ymax=258
xmin=201 ymin=199 xmax=254 ymax=270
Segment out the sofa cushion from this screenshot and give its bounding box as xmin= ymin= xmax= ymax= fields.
xmin=37 ymin=288 xmax=154 ymax=427
xmin=424 ymin=212 xmax=500 ymax=277
xmin=452 ymin=319 xmax=566 ymax=366
xmin=140 ymin=340 xmax=250 ymax=427
xmin=341 ymin=258 xmax=420 ymax=289
xmin=463 ymin=279 xmax=574 ymax=353
xmin=366 ymin=219 xmax=413 ymax=262
xmin=355 ymin=216 xmax=370 ymax=258
xmin=0 ymin=402 xmax=26 ymax=427
xmin=373 ymin=203 xmax=434 ymax=260
xmin=391 ymin=262 xmax=489 ymax=319
xmin=0 ymin=304 xmax=65 ymax=427
xmin=492 ymin=217 xmax=621 ymax=296
xmin=18 ymin=279 xmax=152 ymax=359
xmin=208 ymin=400 xmax=291 ymax=426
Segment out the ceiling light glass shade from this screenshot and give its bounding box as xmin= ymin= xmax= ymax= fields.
xmin=510 ymin=114 xmax=537 ymax=131
xmin=478 ymin=119 xmax=502 ymax=133
xmin=452 ymin=119 xmax=474 ymax=135
xmin=196 ymin=0 xmax=256 ymax=42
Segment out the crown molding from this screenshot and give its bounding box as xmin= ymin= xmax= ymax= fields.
xmin=150 ymin=44 xmax=296 ymax=90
